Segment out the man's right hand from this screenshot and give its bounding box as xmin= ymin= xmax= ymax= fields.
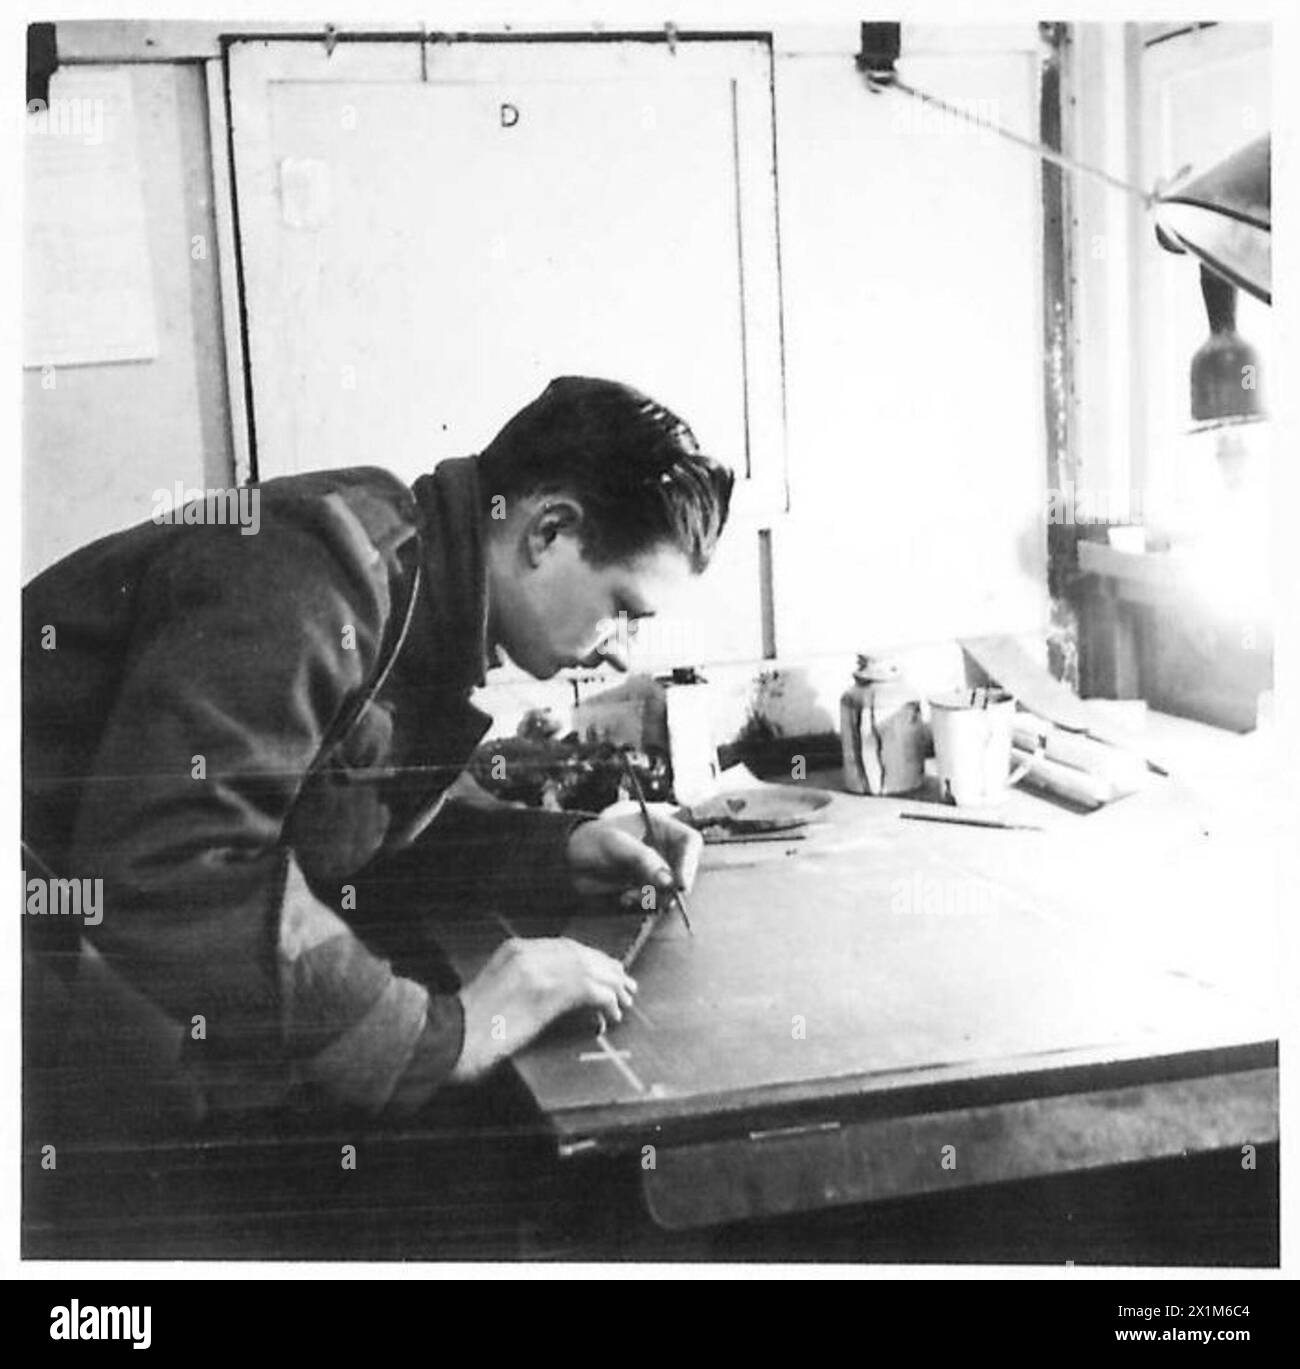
xmin=448 ymin=937 xmax=637 ymax=1083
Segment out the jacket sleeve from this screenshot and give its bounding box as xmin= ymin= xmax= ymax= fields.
xmin=68 ymin=510 xmax=462 ymax=1116
xmin=400 ymin=797 xmax=597 ymax=909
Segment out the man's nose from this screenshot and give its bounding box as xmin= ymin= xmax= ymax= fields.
xmin=578 ymin=640 xmax=629 ymax=672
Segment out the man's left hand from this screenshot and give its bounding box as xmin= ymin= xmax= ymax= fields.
xmin=565 ymin=809 xmax=703 ymax=899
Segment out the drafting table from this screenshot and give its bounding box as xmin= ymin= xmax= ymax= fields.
xmin=436 ymin=711 xmax=1279 ymax=1231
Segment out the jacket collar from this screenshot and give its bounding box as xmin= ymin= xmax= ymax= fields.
xmin=409 ymin=455 xmax=499 ymax=691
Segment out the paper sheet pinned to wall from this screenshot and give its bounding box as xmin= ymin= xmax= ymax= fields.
xmin=24 ymin=67 xmax=158 ymax=368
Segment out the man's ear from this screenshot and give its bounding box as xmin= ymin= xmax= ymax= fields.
xmin=524 ymin=496 xmax=584 ymax=567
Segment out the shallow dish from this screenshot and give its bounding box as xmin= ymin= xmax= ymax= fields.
xmin=684 ymin=784 xmax=834 ymax=832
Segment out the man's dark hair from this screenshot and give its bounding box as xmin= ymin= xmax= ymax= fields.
xmin=476 ymin=376 xmax=735 ymax=572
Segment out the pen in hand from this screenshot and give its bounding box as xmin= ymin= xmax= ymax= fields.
xmin=621 ymin=751 xmax=693 ymax=934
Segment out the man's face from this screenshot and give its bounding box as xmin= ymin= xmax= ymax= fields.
xmin=488 ymin=500 xmax=696 ymax=678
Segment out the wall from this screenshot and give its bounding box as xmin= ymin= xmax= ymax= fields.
xmin=23 ymin=63 xmax=233 ymax=580
xmin=769 ymin=24 xmax=1049 ymax=661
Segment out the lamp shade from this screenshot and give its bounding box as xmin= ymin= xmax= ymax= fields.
xmin=1154 ymin=134 xmax=1271 ymax=304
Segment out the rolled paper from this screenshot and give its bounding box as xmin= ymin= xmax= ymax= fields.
xmin=1011 ymin=722 xmax=1146 ymax=794
xmin=1011 ymin=745 xmax=1116 ymax=809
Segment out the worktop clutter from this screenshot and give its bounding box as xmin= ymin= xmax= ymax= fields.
xmin=470 ymin=637 xmax=1151 ymax=817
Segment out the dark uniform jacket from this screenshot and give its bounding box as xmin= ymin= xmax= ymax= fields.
xmin=23 ymin=456 xmax=588 ymax=1125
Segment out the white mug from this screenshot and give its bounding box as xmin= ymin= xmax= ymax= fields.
xmin=929 ymin=689 xmax=1029 ymax=807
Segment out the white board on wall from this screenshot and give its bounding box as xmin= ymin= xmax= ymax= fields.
xmin=228 ymin=38 xmax=785 ymax=519
xmin=227 ymin=36 xmax=785 ymax=668
xmin=24 ymin=67 xmax=158 ymax=368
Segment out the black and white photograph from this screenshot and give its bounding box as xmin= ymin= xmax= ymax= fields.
xmin=10 ymin=0 xmax=1297 ymax=1294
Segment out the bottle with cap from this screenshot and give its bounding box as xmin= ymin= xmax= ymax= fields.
xmin=841 ymin=654 xmax=928 ymax=796
xmin=660 ymin=667 xmax=719 ymax=806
